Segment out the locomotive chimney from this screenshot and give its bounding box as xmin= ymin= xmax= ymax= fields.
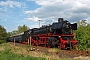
xmin=58 ymin=18 xmax=63 ymax=22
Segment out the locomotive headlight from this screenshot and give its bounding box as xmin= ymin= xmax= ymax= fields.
xmin=59 ymin=36 xmax=61 ymax=38
xmin=66 ymin=22 xmax=69 ymax=23
xmin=66 ymin=25 xmax=69 ymax=28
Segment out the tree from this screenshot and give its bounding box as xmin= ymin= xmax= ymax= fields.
xmin=0 ymin=25 xmax=7 ymax=40
xmin=12 ymin=30 xmax=18 ymax=35
xmin=75 ymin=26 xmax=88 ymax=50
xmin=7 ymin=24 xmax=30 ymax=36
xmin=77 ymin=20 xmax=87 ymax=27
xmin=7 ymin=32 xmax=12 ymax=37
xmin=80 ymin=20 xmax=87 ymax=26
xmin=18 ymin=24 xmax=29 ymax=33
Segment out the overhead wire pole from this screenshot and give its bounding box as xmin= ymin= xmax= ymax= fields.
xmin=38 ymin=20 xmax=41 ymax=28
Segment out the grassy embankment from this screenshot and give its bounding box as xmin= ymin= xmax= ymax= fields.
xmin=1 ymin=43 xmax=89 ymax=60
xmin=0 ymin=43 xmax=71 ymax=60
xmin=0 ymin=43 xmax=45 ymax=60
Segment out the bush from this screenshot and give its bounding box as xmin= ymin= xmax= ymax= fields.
xmin=0 ymin=40 xmax=6 ymax=44
xmin=74 ymin=25 xmax=90 ymax=50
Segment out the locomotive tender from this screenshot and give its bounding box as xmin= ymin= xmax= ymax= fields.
xmin=7 ymin=18 xmax=78 ymax=49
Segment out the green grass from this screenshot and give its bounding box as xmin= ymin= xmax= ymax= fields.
xmin=0 ymin=43 xmax=46 ymax=60
xmin=0 ymin=50 xmax=46 ymax=60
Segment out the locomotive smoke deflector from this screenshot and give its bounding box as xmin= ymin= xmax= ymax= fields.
xmin=71 ymin=23 xmax=77 ymax=30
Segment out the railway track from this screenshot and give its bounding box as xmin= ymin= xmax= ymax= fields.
xmin=7 ymin=42 xmax=90 ymax=58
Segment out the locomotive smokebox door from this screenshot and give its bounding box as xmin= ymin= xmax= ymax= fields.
xmin=58 ymin=18 xmax=63 ymax=22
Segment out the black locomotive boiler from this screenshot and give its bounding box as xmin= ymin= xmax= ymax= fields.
xmin=32 ymin=18 xmax=77 ymax=34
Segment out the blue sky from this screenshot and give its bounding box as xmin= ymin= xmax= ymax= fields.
xmin=0 ymin=0 xmax=40 ymax=32
xmin=0 ymin=0 xmax=90 ymax=32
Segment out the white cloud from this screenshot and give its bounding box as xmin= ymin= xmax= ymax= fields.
xmin=30 ymin=24 xmax=39 ymax=28
xmin=0 ymin=0 xmax=25 ymax=8
xmin=24 ymin=0 xmax=90 ymax=23
xmin=25 ymin=16 xmax=41 ymax=21
xmin=0 ymin=8 xmax=2 ymax=11
xmin=2 ymin=19 xmax=7 ymax=21
xmin=86 ymin=17 xmax=90 ymax=24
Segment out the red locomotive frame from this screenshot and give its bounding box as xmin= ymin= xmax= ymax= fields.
xmin=26 ymin=33 xmax=78 ymax=49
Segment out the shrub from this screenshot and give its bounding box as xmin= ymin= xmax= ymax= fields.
xmin=0 ymin=40 xmax=6 ymax=44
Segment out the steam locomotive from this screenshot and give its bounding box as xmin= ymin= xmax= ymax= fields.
xmin=7 ymin=18 xmax=78 ymax=49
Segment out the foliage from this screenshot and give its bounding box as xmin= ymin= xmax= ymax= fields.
xmin=74 ymin=20 xmax=90 ymax=50
xmin=7 ymin=32 xmax=13 ymax=37
xmin=77 ymin=20 xmax=87 ymax=27
xmin=18 ymin=24 xmax=29 ymax=33
xmin=0 ymin=40 xmax=7 ymax=44
xmin=0 ymin=24 xmax=29 ymax=43
xmin=0 ymin=25 xmax=7 ymax=40
xmin=7 ymin=24 xmax=29 ymax=36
